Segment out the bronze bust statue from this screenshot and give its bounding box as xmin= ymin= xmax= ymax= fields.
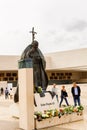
xmin=21 ymin=40 xmax=48 ymax=91
xmin=14 ymin=40 xmax=48 ymax=102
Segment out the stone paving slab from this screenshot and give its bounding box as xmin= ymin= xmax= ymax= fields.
xmin=41 ymin=126 xmax=75 ymax=130
xmin=0 ymin=120 xmax=19 ymax=130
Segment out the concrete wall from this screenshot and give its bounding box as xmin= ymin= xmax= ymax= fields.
xmin=45 ymin=48 xmax=87 ymax=70
xmin=0 ymin=48 xmax=87 ymax=71
xmin=0 ymin=55 xmax=20 ymax=71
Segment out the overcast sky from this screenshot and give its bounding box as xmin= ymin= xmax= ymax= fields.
xmin=0 ymin=0 xmax=87 ymax=55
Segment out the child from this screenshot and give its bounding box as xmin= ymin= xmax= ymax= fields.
xmin=59 ymin=86 xmax=69 ymax=107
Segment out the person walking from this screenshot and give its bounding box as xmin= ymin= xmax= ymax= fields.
xmin=52 ymin=83 xmax=59 ymax=102
xmin=59 ymin=85 xmax=69 ymax=107
xmin=71 ymin=82 xmax=81 ymax=106
xmin=5 ymin=87 xmax=9 ymax=99
xmin=1 ymin=87 xmax=4 ymax=95
xmin=9 ymin=88 xmax=13 ymax=99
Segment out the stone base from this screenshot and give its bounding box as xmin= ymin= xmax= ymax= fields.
xmin=35 ymin=113 xmax=84 ymax=129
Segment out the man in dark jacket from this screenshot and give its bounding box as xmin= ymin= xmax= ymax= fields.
xmin=71 ymin=82 xmax=81 ymax=106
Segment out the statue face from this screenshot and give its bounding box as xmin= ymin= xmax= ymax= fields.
xmin=32 ymin=41 xmax=38 ymax=49
xmin=33 ymin=44 xmax=38 ymax=49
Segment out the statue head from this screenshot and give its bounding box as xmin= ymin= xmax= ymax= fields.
xmin=32 ymin=40 xmax=39 ymax=49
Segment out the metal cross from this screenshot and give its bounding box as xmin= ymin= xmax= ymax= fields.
xmin=30 ymin=27 xmax=37 ymax=42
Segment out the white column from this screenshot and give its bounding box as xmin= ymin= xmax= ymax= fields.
xmin=19 ymin=68 xmax=34 ymax=130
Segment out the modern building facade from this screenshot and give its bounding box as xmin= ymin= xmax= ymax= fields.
xmin=0 ymin=48 xmax=87 ymax=86
xmin=45 ymin=48 xmax=87 ymax=84
xmin=0 ymin=55 xmax=19 ymax=86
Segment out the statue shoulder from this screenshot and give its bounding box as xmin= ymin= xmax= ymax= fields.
xmin=21 ymin=44 xmax=32 ymax=60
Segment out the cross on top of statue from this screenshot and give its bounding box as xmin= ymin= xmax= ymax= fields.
xmin=30 ymin=27 xmax=37 ymax=42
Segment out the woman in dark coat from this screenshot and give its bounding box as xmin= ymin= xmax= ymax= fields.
xmin=59 ymin=86 xmax=69 ymax=107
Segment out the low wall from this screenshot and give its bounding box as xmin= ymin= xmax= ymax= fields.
xmin=35 ymin=112 xmax=83 ymax=129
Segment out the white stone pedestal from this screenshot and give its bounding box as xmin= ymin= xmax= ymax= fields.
xmin=19 ymin=68 xmax=34 ymax=130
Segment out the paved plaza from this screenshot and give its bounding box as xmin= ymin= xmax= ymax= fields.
xmin=0 ymin=84 xmax=87 ymax=130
